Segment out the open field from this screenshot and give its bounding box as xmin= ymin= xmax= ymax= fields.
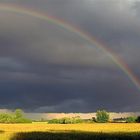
xmin=1 ymin=123 xmax=140 ymax=139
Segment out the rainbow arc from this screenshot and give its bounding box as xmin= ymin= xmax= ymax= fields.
xmin=0 ymin=3 xmax=140 ymax=91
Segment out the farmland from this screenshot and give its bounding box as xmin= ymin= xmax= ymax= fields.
xmin=1 ymin=123 xmax=140 ymax=139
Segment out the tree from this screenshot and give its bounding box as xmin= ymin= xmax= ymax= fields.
xmin=14 ymin=109 xmax=32 ymax=123
xmin=126 ymin=116 xmax=136 ymax=123
xmin=14 ymin=109 xmax=23 ymax=119
xmin=96 ymin=110 xmax=109 ymax=123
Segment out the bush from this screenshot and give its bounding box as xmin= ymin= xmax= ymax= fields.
xmin=13 ymin=117 xmax=32 ymax=123
xmin=48 ymin=116 xmax=83 ymax=124
xmin=48 ymin=119 xmax=60 ymax=124
xmin=126 ymin=116 xmax=136 ymax=123
xmin=0 ymin=109 xmax=32 ymax=123
xmin=71 ymin=116 xmax=83 ymax=124
xmin=0 ymin=114 xmax=13 ymax=123
xmin=136 ymin=116 xmax=140 ymax=123
xmin=96 ymin=110 xmax=109 ymax=123
xmin=92 ymin=117 xmax=96 ymax=122
xmin=62 ymin=117 xmax=72 ymax=124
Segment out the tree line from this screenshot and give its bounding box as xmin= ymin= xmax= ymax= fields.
xmin=0 ymin=109 xmax=140 ymax=124
xmin=48 ymin=110 xmax=140 ymax=124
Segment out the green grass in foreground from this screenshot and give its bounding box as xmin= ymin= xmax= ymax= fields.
xmin=11 ymin=131 xmax=140 ymax=140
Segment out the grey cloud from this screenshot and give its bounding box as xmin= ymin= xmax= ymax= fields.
xmin=0 ymin=12 xmax=115 ymax=67
xmin=0 ymin=65 xmax=139 ymax=112
xmin=0 ymin=0 xmax=140 ymax=112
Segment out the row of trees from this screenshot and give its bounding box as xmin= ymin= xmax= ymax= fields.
xmin=0 ymin=109 xmax=140 ymax=124
xmin=47 ymin=110 xmax=110 ymax=124
xmin=0 ymin=109 xmax=32 ymax=123
xmin=47 ymin=110 xmax=140 ymax=124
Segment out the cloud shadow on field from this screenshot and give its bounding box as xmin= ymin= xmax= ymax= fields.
xmin=0 ymin=130 xmax=5 ymax=134
xmin=11 ymin=131 xmax=140 ymax=140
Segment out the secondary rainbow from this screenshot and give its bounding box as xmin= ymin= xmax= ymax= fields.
xmin=0 ymin=3 xmax=140 ymax=91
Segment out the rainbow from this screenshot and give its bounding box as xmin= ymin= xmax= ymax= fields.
xmin=0 ymin=3 xmax=140 ymax=91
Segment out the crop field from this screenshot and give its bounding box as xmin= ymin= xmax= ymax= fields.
xmin=0 ymin=123 xmax=140 ymax=140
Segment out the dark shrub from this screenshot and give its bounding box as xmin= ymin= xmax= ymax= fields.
xmin=126 ymin=116 xmax=136 ymax=123
xmin=136 ymin=116 xmax=140 ymax=123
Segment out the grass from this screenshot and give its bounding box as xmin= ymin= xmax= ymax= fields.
xmin=0 ymin=123 xmax=140 ymax=139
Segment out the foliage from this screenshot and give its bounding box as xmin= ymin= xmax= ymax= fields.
xmin=48 ymin=119 xmax=60 ymax=124
xmin=48 ymin=116 xmax=83 ymax=124
xmin=96 ymin=110 xmax=109 ymax=123
xmin=126 ymin=116 xmax=136 ymax=123
xmin=92 ymin=117 xmax=96 ymax=122
xmin=14 ymin=117 xmax=32 ymax=123
xmin=0 ymin=109 xmax=32 ymax=123
xmin=0 ymin=113 xmax=13 ymax=123
xmin=71 ymin=116 xmax=83 ymax=123
xmin=136 ymin=116 xmax=140 ymax=123
xmin=14 ymin=109 xmax=23 ymax=119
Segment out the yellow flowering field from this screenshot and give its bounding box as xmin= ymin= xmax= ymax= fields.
xmin=0 ymin=123 xmax=140 ymax=140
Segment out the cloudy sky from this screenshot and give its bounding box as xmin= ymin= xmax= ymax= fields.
xmin=0 ymin=0 xmax=140 ymax=112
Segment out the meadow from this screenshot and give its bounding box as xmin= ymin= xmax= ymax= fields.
xmin=1 ymin=123 xmax=140 ymax=140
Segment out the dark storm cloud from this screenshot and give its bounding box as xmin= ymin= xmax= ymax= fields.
xmin=0 ymin=0 xmax=140 ymax=112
